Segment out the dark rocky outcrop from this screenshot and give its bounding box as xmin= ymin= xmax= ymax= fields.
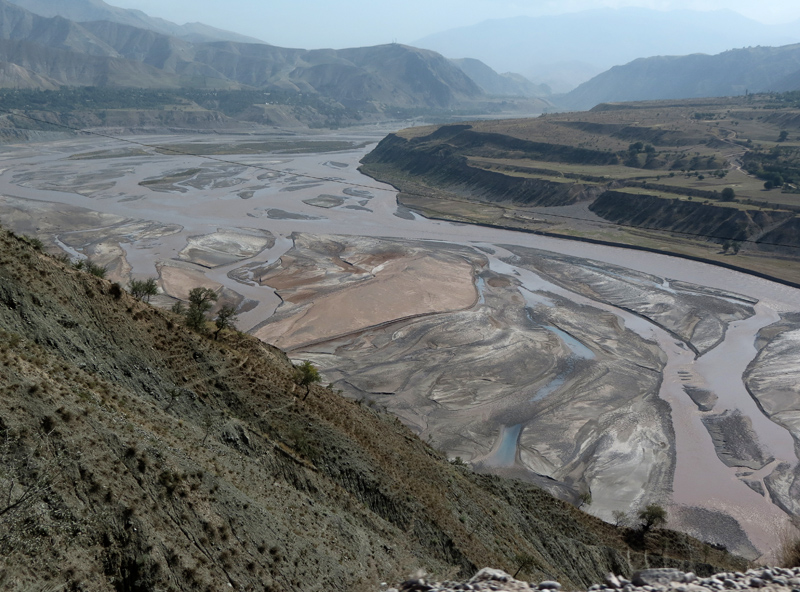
xmin=588 ymin=190 xmax=797 ymax=246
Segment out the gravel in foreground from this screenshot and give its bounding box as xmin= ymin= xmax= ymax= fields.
xmin=386 ymin=567 xmax=800 ymax=592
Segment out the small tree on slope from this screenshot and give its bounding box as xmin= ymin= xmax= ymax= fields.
xmin=294 ymin=360 xmax=321 ymax=401
xmin=213 ymin=305 xmax=238 ymax=340
xmin=185 ymin=287 xmax=217 ymax=332
xmin=638 ymin=503 xmax=667 ymax=533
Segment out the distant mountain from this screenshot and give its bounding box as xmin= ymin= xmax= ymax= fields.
xmin=0 ymin=0 xmax=490 ymax=113
xmin=561 ymin=44 xmax=800 ymax=111
xmin=0 ymin=37 xmax=186 ymax=88
xmin=5 ymin=0 xmax=265 ymax=44
xmin=452 ymin=58 xmax=550 ymax=97
xmin=415 ymin=8 xmax=800 ymax=91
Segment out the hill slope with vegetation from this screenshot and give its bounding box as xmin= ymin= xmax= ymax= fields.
xmin=0 ymin=228 xmax=744 ymax=591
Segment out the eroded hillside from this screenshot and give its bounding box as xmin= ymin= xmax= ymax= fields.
xmin=360 ymin=94 xmax=800 ymax=286
xmin=0 ymin=229 xmax=745 ymax=591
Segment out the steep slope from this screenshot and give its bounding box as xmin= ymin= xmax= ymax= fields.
xmin=0 ymin=228 xmax=743 ymax=591
xmin=6 ymin=0 xmax=265 ymax=43
xmin=0 ymin=2 xmax=488 ymax=113
xmin=452 ymin=58 xmax=550 ymax=97
xmin=562 ymin=44 xmax=800 ymax=111
xmin=0 ymin=0 xmax=119 ymax=56
xmin=335 ymin=44 xmax=483 ymax=108
xmin=0 ymin=38 xmax=187 ymax=88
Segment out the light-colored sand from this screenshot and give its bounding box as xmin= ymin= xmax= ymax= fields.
xmin=158 ymin=261 xmax=223 ymax=301
xmin=178 ymin=227 xmax=275 ymax=268
xmin=255 ymin=250 xmax=477 ymax=350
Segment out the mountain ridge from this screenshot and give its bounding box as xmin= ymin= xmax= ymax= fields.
xmin=0 ymin=0 xmax=545 ymax=120
xmin=415 ymin=8 xmax=800 ymax=92
xmin=5 ymin=0 xmax=267 ymax=44
xmin=561 ymin=44 xmax=800 ymax=110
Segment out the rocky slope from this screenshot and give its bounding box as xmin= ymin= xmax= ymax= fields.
xmin=6 ymin=0 xmax=265 ymax=44
xmin=389 ymin=566 xmax=800 ymax=592
xmin=0 ymin=228 xmax=744 ymax=590
xmin=0 ymin=0 xmax=496 ymax=113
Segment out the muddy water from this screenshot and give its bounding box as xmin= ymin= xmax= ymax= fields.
xmin=479 ymin=254 xmax=797 ymax=555
xmin=1 ymin=131 xmax=799 ymax=556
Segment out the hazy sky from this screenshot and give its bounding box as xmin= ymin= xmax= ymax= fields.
xmin=109 ymin=0 xmax=800 ymax=48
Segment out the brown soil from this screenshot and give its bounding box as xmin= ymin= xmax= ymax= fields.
xmin=0 ymin=228 xmax=747 ymax=591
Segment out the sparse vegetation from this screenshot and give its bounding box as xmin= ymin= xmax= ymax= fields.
xmin=512 ymin=553 xmax=536 ymax=579
xmin=69 ymin=257 xmax=107 ymax=277
xmin=294 ymin=360 xmax=321 ymax=400
xmin=779 ymin=533 xmax=800 ymax=567
xmin=213 ymin=305 xmax=238 ymax=340
xmin=86 ymin=260 xmax=107 ymax=278
xmin=777 ymin=523 xmax=800 ymax=568
xmin=129 ymin=277 xmax=159 ymax=302
xmin=638 ymin=503 xmax=667 ymax=532
xmin=613 ymin=510 xmax=630 ymax=527
xmin=184 ymin=287 xmax=218 ymax=332
xmin=20 ymin=235 xmax=43 ymax=251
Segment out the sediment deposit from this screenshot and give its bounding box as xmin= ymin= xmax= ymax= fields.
xmin=0 ymin=132 xmax=798 ymax=559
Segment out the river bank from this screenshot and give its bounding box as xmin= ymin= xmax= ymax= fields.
xmin=0 ymin=129 xmax=798 ymax=558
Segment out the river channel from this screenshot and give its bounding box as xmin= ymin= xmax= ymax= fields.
xmin=0 ymin=128 xmax=798 ymax=558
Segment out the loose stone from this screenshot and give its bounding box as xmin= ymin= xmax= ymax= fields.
xmin=391 ymin=566 xmax=800 ymax=592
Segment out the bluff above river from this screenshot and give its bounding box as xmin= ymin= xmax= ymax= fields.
xmin=360 ymin=93 xmax=800 ymax=287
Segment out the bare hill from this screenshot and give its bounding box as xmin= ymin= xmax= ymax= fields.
xmin=6 ymin=0 xmax=266 ymax=43
xmin=562 ymin=44 xmax=800 ymax=111
xmin=452 ymin=58 xmax=551 ymax=98
xmin=0 ymin=0 xmax=499 ymax=117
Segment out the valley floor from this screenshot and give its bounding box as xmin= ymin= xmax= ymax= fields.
xmin=0 ymin=129 xmax=798 ymax=560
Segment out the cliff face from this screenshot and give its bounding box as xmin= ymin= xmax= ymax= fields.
xmin=589 ymin=191 xmax=795 ymax=243
xmin=360 ymin=123 xmax=800 ymax=259
xmin=0 ymin=229 xmax=743 ymax=590
xmin=361 ymin=131 xmax=607 ymax=208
